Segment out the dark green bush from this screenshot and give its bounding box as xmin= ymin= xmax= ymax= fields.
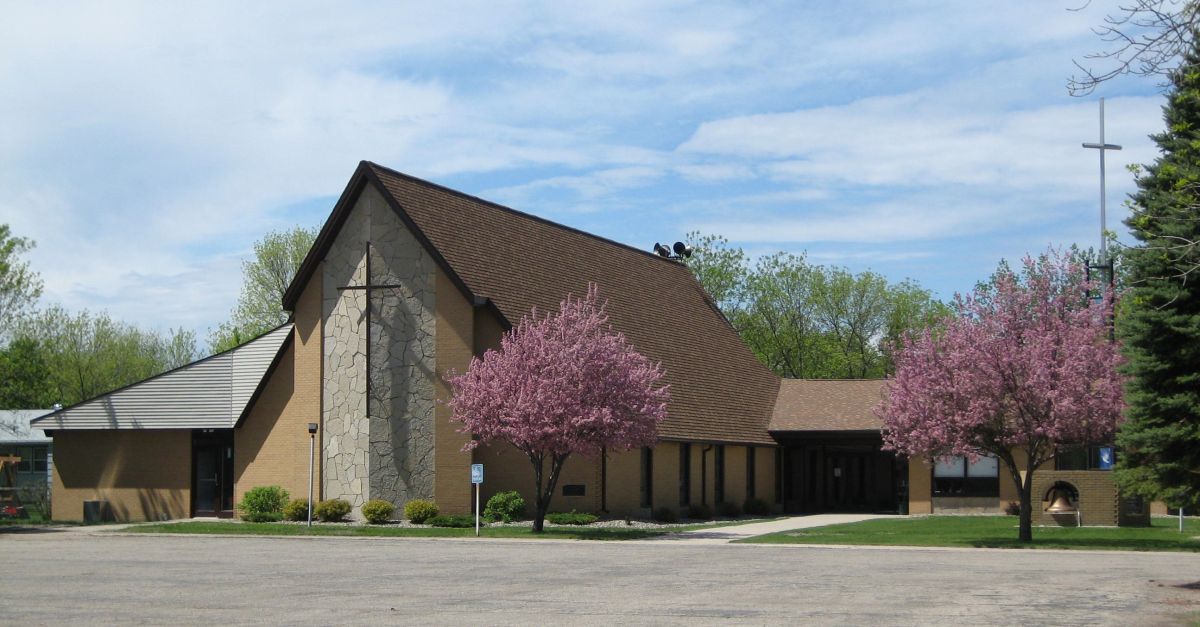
xmin=742 ymin=497 xmax=771 ymax=516
xmin=717 ymin=501 xmax=742 ymax=518
xmin=427 ymin=514 xmax=475 ymax=528
xmin=686 ymin=503 xmax=713 ymax=520
xmin=403 ymin=499 xmax=439 ymax=524
xmin=315 ymin=498 xmax=352 ymax=522
xmin=652 ymin=507 xmax=678 ymax=523
xmin=238 ymin=486 xmax=289 ymax=522
xmin=362 ymin=499 xmax=395 ymax=524
xmin=546 ymin=510 xmax=598 ymax=525
xmin=483 ymin=490 xmax=526 ymax=522
xmin=283 ymin=498 xmax=309 ymax=522
xmin=1004 ymin=501 xmax=1021 ymax=516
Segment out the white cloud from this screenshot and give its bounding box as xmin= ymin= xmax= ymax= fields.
xmin=0 ymin=0 xmax=1174 ymax=338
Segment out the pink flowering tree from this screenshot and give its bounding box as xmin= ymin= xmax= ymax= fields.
xmin=447 ymin=284 xmax=670 ymax=532
xmin=880 ymin=250 xmax=1124 ymax=542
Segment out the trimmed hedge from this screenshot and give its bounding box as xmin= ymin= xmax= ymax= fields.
xmin=362 ymin=499 xmax=395 ymax=524
xmin=546 ymin=510 xmax=598 ymax=526
xmin=427 ymin=514 xmax=475 ymax=528
xmin=652 ymin=507 xmax=679 ymax=523
xmin=483 ymin=490 xmax=526 ymax=523
xmin=742 ymin=497 xmax=771 ymax=516
xmin=717 ymin=501 xmax=742 ymax=518
xmin=686 ymin=503 xmax=713 ymax=520
xmin=283 ymin=498 xmax=309 ymax=522
xmin=403 ymin=499 xmax=439 ymax=524
xmin=315 ymin=499 xmax=352 ymax=522
xmin=238 ymin=486 xmax=289 ymax=523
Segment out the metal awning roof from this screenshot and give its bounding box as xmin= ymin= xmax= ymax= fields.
xmin=32 ymin=324 xmax=292 ymax=431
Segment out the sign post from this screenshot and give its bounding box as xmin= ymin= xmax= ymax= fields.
xmin=471 ymin=464 xmax=484 ymax=537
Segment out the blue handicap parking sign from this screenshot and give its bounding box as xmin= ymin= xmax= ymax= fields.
xmin=1098 ymin=447 xmax=1114 ymax=470
xmin=471 ymin=464 xmax=484 ymax=484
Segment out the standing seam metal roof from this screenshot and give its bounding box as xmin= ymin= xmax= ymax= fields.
xmin=31 ymin=324 xmax=293 ymax=431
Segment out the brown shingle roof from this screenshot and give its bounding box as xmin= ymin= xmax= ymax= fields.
xmin=769 ymin=379 xmax=887 ymax=432
xmin=286 ymin=162 xmax=781 ymax=445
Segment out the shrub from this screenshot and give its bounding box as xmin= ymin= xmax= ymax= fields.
xmin=362 ymin=499 xmax=395 ymax=524
xmin=686 ymin=503 xmax=713 ymax=520
xmin=483 ymin=490 xmax=526 ymax=523
xmin=546 ymin=510 xmax=598 ymax=525
xmin=717 ymin=501 xmax=742 ymax=518
xmin=403 ymin=499 xmax=439 ymax=524
xmin=315 ymin=498 xmax=352 ymax=522
xmin=1004 ymin=501 xmax=1021 ymax=516
xmin=652 ymin=507 xmax=678 ymax=523
xmin=427 ymin=514 xmax=475 ymax=528
xmin=238 ymin=486 xmax=289 ymax=522
xmin=742 ymin=497 xmax=771 ymax=516
xmin=283 ymin=498 xmax=309 ymax=522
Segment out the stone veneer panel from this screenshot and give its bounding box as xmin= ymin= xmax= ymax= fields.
xmin=322 ymin=183 xmax=436 ymax=514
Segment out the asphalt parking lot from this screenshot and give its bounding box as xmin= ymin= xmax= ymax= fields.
xmin=2 ymin=530 xmax=1197 ymax=625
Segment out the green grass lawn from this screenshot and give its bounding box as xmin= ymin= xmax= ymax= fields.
xmin=739 ymin=515 xmax=1200 ymax=552
xmin=123 ymin=517 xmax=779 ymax=541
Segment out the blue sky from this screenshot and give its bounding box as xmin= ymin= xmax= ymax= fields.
xmin=0 ymin=1 xmax=1168 ymax=341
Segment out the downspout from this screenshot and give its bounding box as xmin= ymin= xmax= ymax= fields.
xmin=701 ymin=445 xmax=713 ymax=506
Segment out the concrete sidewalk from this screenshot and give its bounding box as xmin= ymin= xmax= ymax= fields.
xmin=652 ymin=513 xmax=891 ymax=544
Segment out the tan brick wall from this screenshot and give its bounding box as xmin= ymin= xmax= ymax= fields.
xmin=433 ymin=267 xmax=476 ymax=515
xmin=1031 ymin=470 xmax=1148 ymax=527
xmin=754 ymin=446 xmax=777 ymax=509
xmin=654 ymin=441 xmax=681 ymax=512
xmin=473 ymin=307 xmax=506 ymax=357
xmin=908 ymin=457 xmax=932 ymax=514
xmin=475 ymin=442 xmax=601 ymax=515
xmin=234 ymin=270 xmax=322 ymax=510
xmin=51 ymin=430 xmax=190 ymax=522
xmin=723 ymin=445 xmax=748 ymax=508
xmin=604 ymin=448 xmax=642 ymax=515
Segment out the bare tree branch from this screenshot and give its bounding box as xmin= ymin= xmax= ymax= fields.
xmin=1069 ymin=0 xmax=1200 ymax=95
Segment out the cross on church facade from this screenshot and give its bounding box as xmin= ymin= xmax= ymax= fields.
xmin=336 ymin=240 xmax=407 ymax=423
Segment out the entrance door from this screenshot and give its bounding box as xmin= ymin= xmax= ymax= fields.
xmin=192 ymin=430 xmax=234 ymax=517
xmin=783 ymin=439 xmax=903 ymax=514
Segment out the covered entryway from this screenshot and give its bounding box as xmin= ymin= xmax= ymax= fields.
xmin=778 ymin=433 xmax=905 ymax=514
xmin=192 ymin=429 xmax=234 ymax=517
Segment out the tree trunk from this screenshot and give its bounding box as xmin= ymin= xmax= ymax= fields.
xmin=530 ymin=453 xmax=545 ymax=533
xmin=1000 ymin=450 xmax=1034 ymax=543
xmin=1018 ymin=470 xmax=1034 ymax=543
xmin=530 ymin=453 xmax=569 ymax=533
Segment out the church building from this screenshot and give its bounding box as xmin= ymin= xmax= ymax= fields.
xmin=34 ymin=162 xmax=1128 ymax=524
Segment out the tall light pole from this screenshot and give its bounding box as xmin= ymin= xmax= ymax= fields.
xmin=307 ymin=422 xmax=318 ymax=527
xmin=1082 ymin=97 xmax=1123 ymax=268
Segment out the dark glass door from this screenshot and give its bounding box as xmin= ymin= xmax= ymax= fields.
xmin=192 ymin=430 xmax=234 ymax=517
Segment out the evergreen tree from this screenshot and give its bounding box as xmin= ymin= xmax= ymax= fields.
xmin=1115 ymin=44 xmax=1200 ymax=510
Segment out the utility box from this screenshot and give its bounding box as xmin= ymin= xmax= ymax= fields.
xmin=82 ymin=500 xmax=110 ymax=524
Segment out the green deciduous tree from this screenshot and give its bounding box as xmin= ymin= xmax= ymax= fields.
xmin=15 ymin=306 xmax=197 ymax=406
xmin=683 ymin=232 xmax=949 ymax=379
xmin=210 ymin=226 xmax=316 ymax=353
xmin=1115 ymin=45 xmax=1200 ymax=510
xmin=0 ymin=224 xmax=43 ymax=337
xmin=0 ymin=337 xmax=56 ymax=409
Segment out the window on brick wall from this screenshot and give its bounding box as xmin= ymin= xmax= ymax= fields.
xmin=1055 ymin=446 xmax=1115 ymax=471
xmin=933 ymin=455 xmax=999 ymax=497
xmin=679 ymin=444 xmax=691 ymax=507
xmin=714 ymin=445 xmax=725 ymax=505
xmin=640 ymin=447 xmax=653 ymax=508
xmin=746 ymin=446 xmax=756 ymax=500
xmin=774 ymin=448 xmax=783 ymax=504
